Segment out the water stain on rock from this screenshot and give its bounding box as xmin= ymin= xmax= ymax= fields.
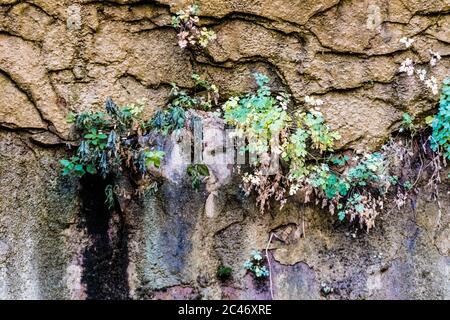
xmin=79 ymin=174 xmax=129 ymax=300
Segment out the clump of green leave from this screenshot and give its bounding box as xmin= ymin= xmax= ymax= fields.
xmin=223 ymin=73 xmax=293 ymax=156
xmin=186 ymin=164 xmax=210 ymax=190
xmin=431 ymin=78 xmax=450 ymax=161
xmin=148 ymin=74 xmax=220 ymax=135
xmin=222 ymin=73 xmax=339 ymax=208
xmin=171 ymin=4 xmax=216 ymax=49
xmin=60 ymin=98 xmax=165 ymax=202
xmin=400 ymin=112 xmax=416 ymax=136
xmin=223 ymin=73 xmax=402 ymax=230
xmin=216 ymin=265 xmax=233 ymax=281
xmin=148 ymin=106 xmax=186 ymax=135
xmin=244 ymin=250 xmax=269 ymax=279
xmin=171 ymin=74 xmax=219 ymax=111
xmin=191 ymin=73 xmax=219 ymax=109
xmin=105 ymin=184 xmax=115 ymax=210
xmin=303 ymin=152 xmax=401 ymax=229
xmin=59 ymin=73 xmax=448 ymax=231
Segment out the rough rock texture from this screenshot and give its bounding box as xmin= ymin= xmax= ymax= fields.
xmin=0 ymin=0 xmax=449 ymax=299
xmin=0 ymin=131 xmax=85 ymax=299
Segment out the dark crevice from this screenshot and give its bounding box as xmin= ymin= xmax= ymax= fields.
xmin=204 ymin=12 xmax=305 ymax=33
xmin=0 ymin=123 xmax=46 ymax=133
xmin=117 ymin=72 xmax=175 ymax=91
xmin=79 ymin=174 xmax=130 ymax=300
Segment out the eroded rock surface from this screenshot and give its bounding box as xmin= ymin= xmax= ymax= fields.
xmin=0 ymin=0 xmax=449 ymax=300
xmin=0 ymin=131 xmax=84 ymax=299
xmin=0 ymin=0 xmax=448 ymax=147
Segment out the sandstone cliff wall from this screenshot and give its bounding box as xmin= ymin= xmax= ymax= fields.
xmin=0 ymin=0 xmax=449 ymax=299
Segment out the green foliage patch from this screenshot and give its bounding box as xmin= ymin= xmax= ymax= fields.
xmin=224 ymin=73 xmax=401 ymax=230
xmin=148 ymin=74 xmax=220 ymax=135
xmin=60 ymin=98 xmax=165 ymax=207
xmin=60 ymin=69 xmax=449 ymax=231
xmin=244 ymin=250 xmax=269 ymax=279
xmin=186 ymin=164 xmax=210 ymax=190
xmin=431 ymin=78 xmax=450 ymax=160
xmin=61 ymin=73 xmax=221 ymax=205
xmin=216 ymin=265 xmax=233 ymax=281
xmin=61 ymin=98 xmax=164 ymax=179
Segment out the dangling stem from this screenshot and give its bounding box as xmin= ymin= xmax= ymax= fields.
xmin=265 ymin=232 xmax=283 ymax=300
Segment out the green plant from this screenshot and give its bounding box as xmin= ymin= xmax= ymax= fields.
xmin=171 ymin=4 xmax=216 ymax=49
xmin=217 ymin=265 xmax=233 ymax=280
xmin=403 ymin=180 xmax=413 ymax=190
xmin=400 ymin=112 xmax=416 ymax=135
xmin=148 ymin=106 xmax=186 ymax=135
xmin=191 ymin=73 xmax=219 ymax=109
xmin=431 ymin=78 xmax=450 ymax=160
xmin=223 ymin=73 xmax=339 ymax=207
xmin=244 ymin=250 xmax=269 ymax=279
xmin=148 ymin=74 xmax=219 ymax=134
xmin=305 ymin=152 xmax=399 ymax=229
xmin=136 ymin=150 xmax=165 ymax=175
xmin=172 ymin=74 xmax=219 ymax=111
xmin=223 ymin=73 xmax=292 ymax=156
xmin=223 ymin=73 xmax=405 ymax=230
xmin=61 ymin=73 xmax=221 ymax=204
xmin=60 ymin=156 xmax=90 ymax=177
xmin=60 ymin=98 xmax=165 ymax=202
xmin=328 ymin=154 xmax=350 ymax=166
xmin=186 ymin=164 xmax=210 ymax=190
xmin=105 ymin=184 xmax=115 ymax=210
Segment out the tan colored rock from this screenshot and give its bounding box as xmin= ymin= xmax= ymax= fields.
xmin=0 ymin=2 xmax=54 ymax=41
xmin=27 ymin=0 xmax=71 ymax=20
xmin=127 ymin=29 xmax=193 ymax=87
xmin=301 ymin=54 xmax=398 ymax=92
xmin=42 ymin=23 xmax=76 ymax=70
xmin=30 ymin=132 xmax=64 ymax=146
xmin=308 ymin=0 xmax=440 ymax=55
xmin=426 ymin=15 xmax=450 ymax=44
xmin=206 ymin=20 xmax=302 ymax=63
xmin=0 ymin=0 xmax=447 ymax=147
xmin=87 ymin=22 xmax=130 ymax=64
xmin=318 ymin=91 xmax=402 ymax=149
xmin=0 ymin=34 xmax=69 ymax=136
xmin=101 ymin=3 xmax=168 ymax=22
xmin=405 ymin=0 xmax=450 ymax=13
xmin=0 ymin=73 xmax=46 ymax=129
xmin=49 ymin=65 xmax=172 ymax=115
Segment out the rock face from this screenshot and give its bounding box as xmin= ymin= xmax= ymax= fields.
xmin=0 ymin=0 xmax=449 ymax=299
xmin=0 ymin=131 xmax=84 ymax=299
